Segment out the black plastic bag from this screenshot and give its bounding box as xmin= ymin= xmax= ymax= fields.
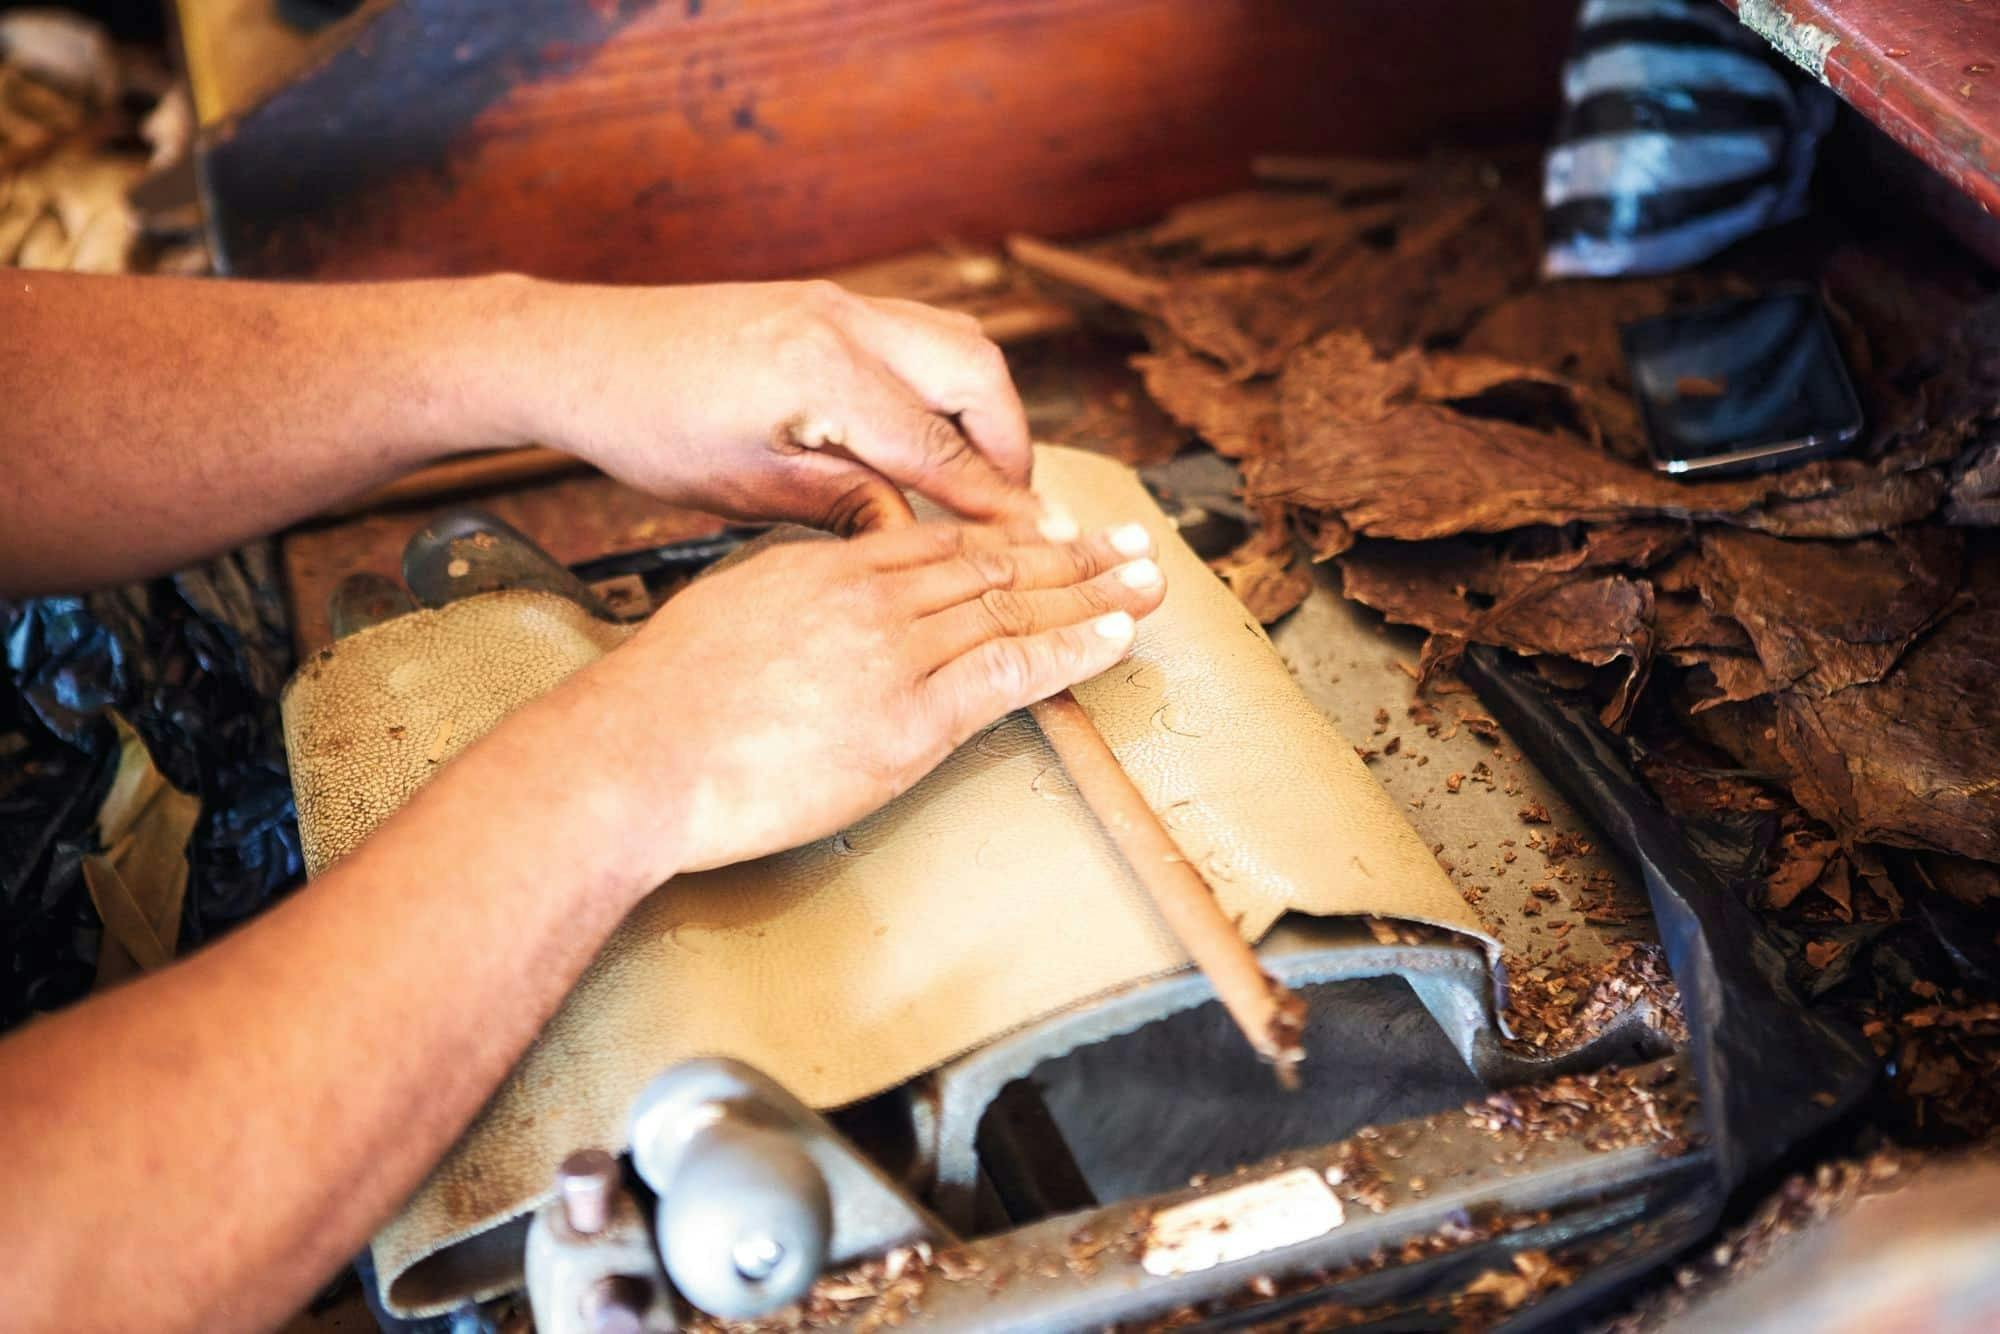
xmin=0 ymin=544 xmax=303 ymax=1028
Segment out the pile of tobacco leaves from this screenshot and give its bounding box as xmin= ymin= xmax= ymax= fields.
xmin=1010 ymin=150 xmax=2000 ymax=1156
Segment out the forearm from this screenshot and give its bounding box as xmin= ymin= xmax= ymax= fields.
xmin=0 ymin=270 xmax=1041 ymax=594
xmin=0 ymin=270 xmax=546 ymax=593
xmin=0 ymin=662 xmax=682 ymax=1334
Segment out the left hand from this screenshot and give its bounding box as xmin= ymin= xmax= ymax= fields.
xmin=541 ymin=517 xmax=1167 ymax=880
xmin=520 ymin=279 xmax=1045 ymax=535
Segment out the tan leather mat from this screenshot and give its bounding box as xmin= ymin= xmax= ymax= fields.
xmin=280 ymin=446 xmax=1493 ymax=1314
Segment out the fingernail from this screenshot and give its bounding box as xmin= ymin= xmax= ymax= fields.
xmin=1093 ymin=611 xmax=1136 ymax=641
xmin=1038 ymin=504 xmax=1080 ymax=543
xmin=1109 ymin=522 xmax=1151 ymax=557
xmin=1116 ymin=558 xmax=1162 ymax=589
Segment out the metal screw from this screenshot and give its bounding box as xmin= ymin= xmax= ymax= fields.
xmin=558 ymin=1148 xmax=619 ymax=1235
xmin=582 ymin=1274 xmax=650 ymax=1334
xmin=732 ymin=1233 xmax=786 ymax=1281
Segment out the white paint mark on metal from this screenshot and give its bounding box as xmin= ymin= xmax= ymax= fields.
xmin=1738 ymin=0 xmax=1839 ymax=84
xmin=1141 ymin=1167 xmax=1345 ymax=1277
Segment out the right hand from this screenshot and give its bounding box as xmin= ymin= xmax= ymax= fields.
xmin=577 ymin=518 xmax=1167 ymax=879
xmin=521 ymin=279 xmax=1040 ymax=535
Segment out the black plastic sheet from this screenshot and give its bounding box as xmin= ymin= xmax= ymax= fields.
xmin=1462 ymin=648 xmax=1875 ymax=1187
xmin=0 ymin=544 xmax=302 ymax=1028
xmin=1460 ymin=647 xmax=1877 ymax=1330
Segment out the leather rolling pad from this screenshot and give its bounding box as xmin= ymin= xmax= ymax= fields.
xmin=280 ymin=446 xmax=1492 ymax=1315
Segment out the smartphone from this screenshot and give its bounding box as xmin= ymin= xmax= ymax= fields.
xmin=1619 ymin=289 xmax=1864 ymax=477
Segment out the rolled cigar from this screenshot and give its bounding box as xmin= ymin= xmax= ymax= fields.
xmin=1029 ymin=689 xmax=1307 ymax=1084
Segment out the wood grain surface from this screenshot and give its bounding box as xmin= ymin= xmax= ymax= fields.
xmin=1722 ymin=0 xmax=2000 ymax=215
xmin=202 ymin=0 xmax=1576 ymax=282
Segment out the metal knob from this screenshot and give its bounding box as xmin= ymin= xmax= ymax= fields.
xmin=630 ymin=1061 xmax=833 ymax=1320
xmin=653 ymin=1117 xmax=831 ymax=1318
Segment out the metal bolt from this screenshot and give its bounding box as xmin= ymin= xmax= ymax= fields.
xmin=732 ymin=1233 xmax=786 ymax=1281
xmin=558 ymin=1148 xmax=620 ymax=1236
xmin=582 ymin=1274 xmax=650 ymax=1334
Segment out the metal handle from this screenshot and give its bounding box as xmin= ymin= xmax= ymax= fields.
xmin=653 ymin=1116 xmax=831 ymax=1318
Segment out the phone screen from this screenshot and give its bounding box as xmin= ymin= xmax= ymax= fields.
xmin=1620 ymin=290 xmax=1864 ymax=477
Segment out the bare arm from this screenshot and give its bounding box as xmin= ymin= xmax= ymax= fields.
xmin=0 ymin=517 xmax=1167 ymax=1333
xmin=0 ymin=268 xmax=1121 ymax=1328
xmin=0 ymin=271 xmax=1039 ymax=595
xmin=0 ymin=270 xmax=535 ymax=590
xmin=2 ymin=662 xmax=665 ymax=1333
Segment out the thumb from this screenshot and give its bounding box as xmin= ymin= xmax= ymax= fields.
xmin=784 ymin=452 xmax=917 ymax=536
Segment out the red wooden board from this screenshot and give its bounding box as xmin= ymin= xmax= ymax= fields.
xmin=1724 ymin=0 xmax=2000 ymax=216
xmin=202 ymin=0 xmax=1577 ymax=283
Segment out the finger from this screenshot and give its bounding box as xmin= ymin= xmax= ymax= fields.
xmin=894 ymin=521 xmax=1156 ymax=614
xmin=770 ymin=450 xmax=917 ymax=537
xmin=816 ymin=356 xmax=1038 ymax=524
xmin=842 ymin=296 xmax=1035 ymax=486
xmin=927 ymin=611 xmax=1140 ymax=741
xmin=912 ymin=558 xmax=1166 ymax=667
xmin=847 ymin=520 xmax=988 ymax=572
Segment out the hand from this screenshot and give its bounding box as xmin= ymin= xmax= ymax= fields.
xmin=575 ymin=518 xmax=1167 ymax=878
xmin=527 ymin=280 xmax=1040 ymax=534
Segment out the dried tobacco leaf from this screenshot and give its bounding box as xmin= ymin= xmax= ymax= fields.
xmin=1337 ymin=528 xmax=1670 ymax=727
xmin=1019 ymin=161 xmax=1541 ymax=382
xmin=1691 ymin=527 xmax=1965 ymax=696
xmin=1272 ymin=180 xmax=1541 ymax=357
xmin=1655 ymin=591 xmax=1755 ymax=655
xmin=1764 ymin=829 xmax=1839 ymax=911
xmin=1145 ymin=189 xmax=1398 ymax=262
xmin=1296 ymin=507 xmax=1356 ymax=561
xmin=1282 ymin=328 xmax=1957 ymax=546
xmin=1253 ymin=331 xmax=1864 ymax=543
xmin=1745 ymin=454 xmax=1954 ymax=539
xmin=1920 ymin=854 xmax=2000 ymax=906
xmin=1457 ymin=279 xmax=1734 ymax=462
xmin=1155 ymin=269 xmax=1298 ymax=379
xmin=1945 ymin=433 xmax=2000 ymax=526
xmin=1818 ymin=857 xmax=1854 ymax=921
xmin=1130 ymin=348 xmax=1278 ymax=459
xmin=1210 ymin=508 xmax=1312 ymax=624
xmin=1769 ymin=595 xmax=2000 ymax=861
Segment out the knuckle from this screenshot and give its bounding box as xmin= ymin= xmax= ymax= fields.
xmin=917 ymin=413 xmax=975 ymax=470
xmin=1061 ymin=542 xmax=1102 ymax=583
xmin=1051 ymin=625 xmax=1098 ymax=676
xmin=926 ymin=523 xmax=971 ymax=561
xmin=959 ymin=547 xmax=1017 ymax=591
xmin=966 ymin=334 xmax=1009 ymax=377
xmin=845 ymin=568 xmax=892 ymax=615
xmin=906 ymin=522 xmax=966 ymax=563
xmin=1070 ymin=582 xmax=1115 ymax=617
xmin=981 ymin=640 xmax=1034 ymax=700
xmin=975 ymin=587 xmax=1033 ymax=637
